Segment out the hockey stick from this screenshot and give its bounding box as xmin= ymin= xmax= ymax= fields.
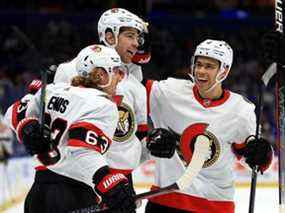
xmin=248 ymin=2 xmax=284 ymax=212
xmin=11 ymin=26 xmax=47 ymax=128
xmin=274 ymin=1 xmax=285 ymax=213
xmin=92 ymin=135 xmax=210 ymax=212
xmin=248 ymin=56 xmax=280 ymax=213
xmin=86 ymin=135 xmax=209 ymax=212
xmin=11 ymin=26 xmax=61 ymax=165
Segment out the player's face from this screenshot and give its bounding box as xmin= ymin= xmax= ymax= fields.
xmin=194 ymin=56 xmax=221 ymax=94
xmin=115 ymin=27 xmax=140 ymax=64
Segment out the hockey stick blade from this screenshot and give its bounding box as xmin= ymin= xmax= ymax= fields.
xmin=262 ymin=62 xmax=277 ymax=87
xmin=135 ymin=135 xmax=211 ymax=201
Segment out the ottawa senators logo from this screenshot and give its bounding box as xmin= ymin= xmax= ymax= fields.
xmin=169 ymin=123 xmax=220 ymax=168
xmin=113 ymin=102 xmax=135 ymax=142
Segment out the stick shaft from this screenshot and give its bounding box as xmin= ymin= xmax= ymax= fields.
xmin=39 ymin=70 xmax=47 ymax=126
xmin=248 ymin=81 xmax=263 ymax=213
xmin=134 ymin=184 xmax=178 ymax=201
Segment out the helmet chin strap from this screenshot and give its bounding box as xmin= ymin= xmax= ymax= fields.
xmin=192 ymin=68 xmax=228 ymax=94
xmin=203 ymin=81 xmax=219 ymax=93
xmin=187 ymin=73 xmax=195 ymax=82
xmin=189 ymin=72 xmax=218 ymax=93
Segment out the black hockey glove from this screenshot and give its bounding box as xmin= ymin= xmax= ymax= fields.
xmin=146 ymin=128 xmax=176 ymax=158
xmin=132 ymin=27 xmax=151 ymax=64
xmin=243 ymin=136 xmax=273 ymax=174
xmin=93 ymin=166 xmax=136 ymax=213
xmin=17 ymin=117 xmax=60 ymax=165
xmin=262 ymin=31 xmax=285 ymax=65
xmin=17 ymin=117 xmax=51 ymax=155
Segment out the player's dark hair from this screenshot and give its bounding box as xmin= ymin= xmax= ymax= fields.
xmin=119 ymin=27 xmax=139 ymax=34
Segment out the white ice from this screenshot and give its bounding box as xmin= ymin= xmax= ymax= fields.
xmin=3 ymin=186 xmax=279 ymax=213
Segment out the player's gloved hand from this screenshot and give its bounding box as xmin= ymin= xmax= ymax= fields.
xmin=17 ymin=117 xmax=51 ymax=155
xmin=243 ymin=136 xmax=273 ymax=174
xmin=262 ymin=31 xmax=285 ymax=65
xmin=93 ymin=166 xmax=136 ymax=213
xmin=146 ymin=128 xmax=176 ymax=158
xmin=132 ymin=29 xmax=151 ymax=64
xmin=27 ymin=79 xmax=42 ymax=95
xmin=16 ymin=117 xmax=60 ymax=165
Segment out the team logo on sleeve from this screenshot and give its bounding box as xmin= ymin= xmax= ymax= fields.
xmin=169 ymin=123 xmax=221 ymax=168
xmin=114 ymin=102 xmax=135 ymax=142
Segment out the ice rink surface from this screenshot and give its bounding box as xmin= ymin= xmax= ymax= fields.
xmin=4 ymin=186 xmax=278 ymax=213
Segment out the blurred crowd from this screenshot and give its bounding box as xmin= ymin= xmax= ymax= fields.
xmin=0 ymin=0 xmax=275 ymax=14
xmin=0 ymin=1 xmax=277 ymax=156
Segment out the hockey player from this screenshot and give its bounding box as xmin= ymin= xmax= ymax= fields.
xmin=144 ymin=39 xmax=273 ymax=212
xmin=7 ymin=45 xmax=137 ymax=213
xmin=53 ymin=8 xmax=149 ymax=196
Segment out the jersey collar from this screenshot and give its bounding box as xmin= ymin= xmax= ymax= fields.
xmin=193 ymin=85 xmax=230 ymax=108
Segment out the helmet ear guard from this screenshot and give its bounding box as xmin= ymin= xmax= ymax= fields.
xmin=215 ymin=65 xmax=230 ymax=83
xmin=190 ymin=56 xmax=195 ymax=78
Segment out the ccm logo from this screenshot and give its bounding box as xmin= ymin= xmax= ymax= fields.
xmin=103 ymin=174 xmax=125 ymax=189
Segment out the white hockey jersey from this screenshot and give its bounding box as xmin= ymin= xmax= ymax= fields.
xmin=147 ymin=78 xmax=256 ymax=212
xmin=126 ymin=63 xmax=143 ymax=82
xmin=54 ymin=57 xmax=148 ymax=174
xmin=25 ymin=83 xmax=119 ymax=187
xmin=106 ymin=73 xmax=147 ymax=174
